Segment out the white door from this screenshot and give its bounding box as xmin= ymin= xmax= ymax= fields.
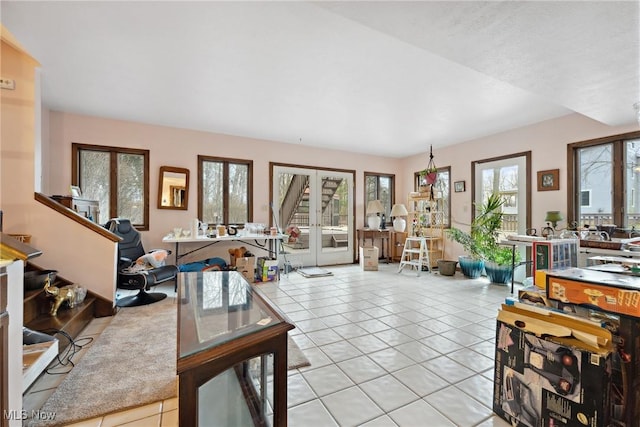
xmin=273 ymin=166 xmax=354 ymax=267
xmin=473 ymin=154 xmax=530 ymax=280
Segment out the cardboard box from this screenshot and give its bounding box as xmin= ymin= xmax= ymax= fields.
xmin=235 ymin=256 xmax=256 ymax=283
xmin=359 ymin=246 xmax=378 ymax=271
xmin=545 ymin=268 xmax=640 ymax=318
xmin=257 ymin=257 xmax=279 ymax=282
xmin=541 ymin=300 xmax=640 ymax=427
xmin=493 ymin=304 xmax=613 ymax=427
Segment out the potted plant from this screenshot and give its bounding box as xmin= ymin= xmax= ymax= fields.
xmin=446 ymin=192 xmax=521 ymax=282
xmin=419 ymin=167 xmax=438 ymax=186
xmin=446 ymin=223 xmax=485 ymax=279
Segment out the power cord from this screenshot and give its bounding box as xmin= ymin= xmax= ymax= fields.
xmin=39 ymin=329 xmax=94 ymax=375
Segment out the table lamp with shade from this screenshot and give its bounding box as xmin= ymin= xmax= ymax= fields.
xmin=366 ymin=200 xmax=384 ymax=230
xmin=390 ymin=204 xmax=408 ymax=232
xmin=545 ymin=211 xmax=564 ymax=230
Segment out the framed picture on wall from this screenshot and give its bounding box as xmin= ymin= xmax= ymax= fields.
xmin=537 ymin=169 xmax=559 ymax=191
xmin=70 ymin=185 xmax=82 ymax=198
xmin=454 ymin=181 xmax=465 ymax=192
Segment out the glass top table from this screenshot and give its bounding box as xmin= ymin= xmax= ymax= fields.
xmin=178 ymin=270 xmax=289 ymax=358
xmin=177 ymin=270 xmax=294 ymax=426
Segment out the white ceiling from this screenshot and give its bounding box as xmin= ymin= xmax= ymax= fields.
xmin=2 ymin=1 xmax=638 ymax=158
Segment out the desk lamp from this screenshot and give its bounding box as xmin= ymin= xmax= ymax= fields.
xmin=545 ymin=211 xmax=564 ymax=231
xmin=366 ymin=200 xmax=384 ymax=230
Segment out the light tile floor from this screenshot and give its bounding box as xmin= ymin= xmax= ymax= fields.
xmin=25 ymin=263 xmax=518 ymax=426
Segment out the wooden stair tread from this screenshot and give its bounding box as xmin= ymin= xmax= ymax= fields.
xmin=25 ymin=296 xmax=96 ymax=353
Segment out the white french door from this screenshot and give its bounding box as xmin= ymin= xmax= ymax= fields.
xmin=273 ymin=166 xmax=354 ymax=267
xmin=473 ymin=153 xmax=530 ymax=280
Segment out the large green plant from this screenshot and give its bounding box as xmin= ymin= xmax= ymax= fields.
xmin=446 ymin=192 xmax=521 ymax=265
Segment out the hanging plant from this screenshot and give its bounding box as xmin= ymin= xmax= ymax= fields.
xmin=419 ymin=145 xmax=438 ymax=194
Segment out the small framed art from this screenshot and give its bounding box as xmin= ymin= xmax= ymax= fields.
xmin=537 ymin=169 xmax=559 ymax=191
xmin=70 ymin=185 xmax=82 ymax=198
xmin=454 ymin=181 xmax=465 ymax=192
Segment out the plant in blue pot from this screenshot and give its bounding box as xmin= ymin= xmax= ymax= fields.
xmin=446 ymin=193 xmax=521 ymax=281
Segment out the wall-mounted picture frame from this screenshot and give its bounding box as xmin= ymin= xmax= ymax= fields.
xmin=70 ymin=185 xmax=82 ymax=198
xmin=537 ymin=169 xmax=559 ymax=191
xmin=454 ymin=180 xmax=465 ymax=192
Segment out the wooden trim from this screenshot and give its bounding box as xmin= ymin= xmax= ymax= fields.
xmin=566 ymin=130 xmax=640 ymax=227
xmin=471 ymin=151 xmax=532 ymax=229
xmin=198 ymin=155 xmax=254 ymax=225
xmin=34 ymin=193 xmax=121 ymax=242
xmin=269 ymin=161 xmax=357 ymax=260
xmin=72 ymin=143 xmax=150 ymax=230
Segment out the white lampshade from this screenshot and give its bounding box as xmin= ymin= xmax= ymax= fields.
xmin=366 ymin=200 xmax=384 ymax=215
xmin=390 ymin=204 xmax=408 ymax=217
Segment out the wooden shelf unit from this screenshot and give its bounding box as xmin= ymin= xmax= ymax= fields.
xmin=51 ymin=196 xmax=100 ymax=223
xmin=390 ymin=231 xmax=408 ymax=262
xmin=407 ymin=192 xmax=445 ymax=268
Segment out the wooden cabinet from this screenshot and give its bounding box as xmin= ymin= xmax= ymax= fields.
xmin=407 ymin=192 xmax=445 ymax=267
xmin=177 ymin=271 xmax=294 ymax=427
xmin=390 ymin=231 xmax=408 ymax=262
xmin=52 ymin=196 xmax=100 ymax=223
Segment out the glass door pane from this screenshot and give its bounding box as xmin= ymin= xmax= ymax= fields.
xmin=318 ymin=172 xmax=353 ymax=266
xmin=274 ymin=166 xmax=353 ymax=267
xmin=276 ymin=168 xmax=314 ymax=267
xmin=577 ymin=144 xmax=612 ymax=228
xmin=474 ymin=155 xmax=528 ymax=280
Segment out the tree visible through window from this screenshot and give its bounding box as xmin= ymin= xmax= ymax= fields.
xmin=364 ymin=173 xmax=394 ymax=226
xmin=569 ymin=133 xmax=640 ymax=229
xmin=72 ymin=144 xmax=149 ymax=228
xmin=199 ymin=155 xmax=253 ymax=225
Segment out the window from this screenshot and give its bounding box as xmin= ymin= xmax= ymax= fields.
xmin=72 ymin=143 xmax=149 ymax=229
xmin=198 ymin=155 xmax=253 ymax=225
xmin=364 ymin=173 xmax=395 ymax=226
xmin=413 ymin=167 xmax=451 ymax=228
xmin=568 ymin=131 xmax=640 ymax=228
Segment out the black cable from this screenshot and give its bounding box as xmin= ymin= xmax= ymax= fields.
xmin=38 ymin=328 xmax=94 ymax=375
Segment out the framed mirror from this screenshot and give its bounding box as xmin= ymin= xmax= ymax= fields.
xmin=158 ymin=166 xmax=190 ymax=210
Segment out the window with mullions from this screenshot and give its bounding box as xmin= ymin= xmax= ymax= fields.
xmin=569 ymin=132 xmax=640 ymax=229
xmin=364 ymin=173 xmax=395 ymax=227
xmin=72 ymin=143 xmax=149 ymax=229
xmin=413 ymin=167 xmax=451 ymax=228
xmin=199 ymin=155 xmax=253 ymax=225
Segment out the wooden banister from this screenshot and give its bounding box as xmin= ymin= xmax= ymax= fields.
xmin=34 ymin=193 xmax=120 ymax=242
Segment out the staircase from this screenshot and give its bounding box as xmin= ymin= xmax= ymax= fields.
xmin=23 ymin=263 xmax=97 ymax=354
xmin=280 ymin=175 xmax=344 ymax=228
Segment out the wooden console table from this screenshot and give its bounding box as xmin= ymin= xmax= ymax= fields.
xmin=357 ymin=229 xmax=391 ymax=263
xmin=177 ymin=271 xmax=294 ymax=426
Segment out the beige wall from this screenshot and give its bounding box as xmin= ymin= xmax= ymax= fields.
xmin=1 ymin=27 xmax=117 ymax=303
xmin=402 ymin=114 xmax=639 ymax=260
xmin=46 ymin=111 xmax=403 ymax=262
xmin=45 ymin=110 xmax=640 ymax=264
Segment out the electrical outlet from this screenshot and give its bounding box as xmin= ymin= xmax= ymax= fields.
xmin=0 ymin=78 xmax=16 ymax=90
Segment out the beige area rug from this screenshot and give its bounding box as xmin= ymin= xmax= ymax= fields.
xmin=30 ymin=297 xmax=309 ymax=426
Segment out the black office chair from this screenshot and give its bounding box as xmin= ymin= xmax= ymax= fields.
xmin=105 ymin=218 xmax=178 ymax=307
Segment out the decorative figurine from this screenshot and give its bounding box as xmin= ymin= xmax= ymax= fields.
xmin=44 ymin=274 xmax=76 ymax=316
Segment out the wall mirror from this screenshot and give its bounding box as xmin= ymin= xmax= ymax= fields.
xmin=158 ymin=166 xmax=189 ymax=210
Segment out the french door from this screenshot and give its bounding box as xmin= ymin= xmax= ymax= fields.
xmin=273 ymin=165 xmax=354 ymax=267
xmin=473 ymin=152 xmax=531 ymax=279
